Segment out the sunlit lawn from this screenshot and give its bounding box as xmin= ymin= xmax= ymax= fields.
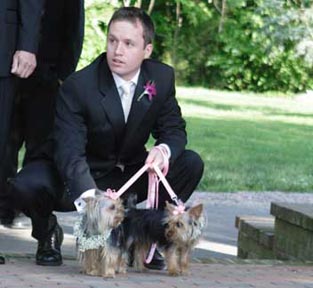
xmin=177 ymin=87 xmax=313 ymax=192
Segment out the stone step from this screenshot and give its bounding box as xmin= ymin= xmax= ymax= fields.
xmin=271 ymin=202 xmax=313 ymax=260
xmin=271 ymin=202 xmax=313 ymax=231
xmin=235 ymin=216 xmax=275 ymax=259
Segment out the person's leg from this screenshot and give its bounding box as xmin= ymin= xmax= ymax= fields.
xmin=9 ymin=160 xmax=67 ymax=266
xmin=0 ymin=77 xmax=16 ymax=264
xmin=3 ymin=80 xmax=58 ymax=227
xmin=1 ymin=88 xmax=28 ymax=228
xmin=0 ymin=76 xmax=17 ymax=225
xmin=20 ymin=84 xmax=57 ymax=165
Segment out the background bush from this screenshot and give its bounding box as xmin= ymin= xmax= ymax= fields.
xmin=81 ymin=0 xmax=313 ymax=93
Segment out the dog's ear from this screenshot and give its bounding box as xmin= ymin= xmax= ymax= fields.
xmin=165 ymin=201 xmax=176 ymax=215
xmin=95 ymin=189 xmax=103 ymax=197
xmin=83 ymin=197 xmax=95 ymax=203
xmin=188 ymin=204 xmax=203 ymax=219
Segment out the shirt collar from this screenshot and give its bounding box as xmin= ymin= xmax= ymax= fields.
xmin=112 ymin=69 xmax=140 ymax=89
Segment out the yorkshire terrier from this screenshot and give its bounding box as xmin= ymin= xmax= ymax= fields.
xmin=74 ymin=191 xmax=126 ymax=278
xmin=124 ymin=199 xmax=205 ymax=276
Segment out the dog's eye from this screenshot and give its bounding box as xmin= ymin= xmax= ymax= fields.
xmin=176 ymin=221 xmax=183 ymax=228
xmin=188 ymin=219 xmax=198 ymax=226
xmin=109 ymin=204 xmax=115 ymax=210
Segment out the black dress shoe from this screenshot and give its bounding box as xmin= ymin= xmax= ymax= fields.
xmin=36 ymin=217 xmax=64 ymax=266
xmin=0 ymin=255 xmax=5 ymax=264
xmin=144 ymin=249 xmax=166 ymax=270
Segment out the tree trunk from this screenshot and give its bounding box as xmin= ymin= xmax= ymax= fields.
xmin=218 ymin=0 xmax=227 ymax=33
xmin=172 ymin=1 xmax=182 ymax=69
xmin=135 ymin=0 xmax=142 ymax=8
xmin=123 ymin=0 xmax=131 ymax=7
xmin=148 ymin=0 xmax=155 ymax=15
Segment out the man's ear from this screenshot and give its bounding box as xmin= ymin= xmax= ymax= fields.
xmin=144 ymin=43 xmax=153 ymax=59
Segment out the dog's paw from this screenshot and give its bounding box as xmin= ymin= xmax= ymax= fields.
xmin=180 ymin=269 xmax=189 ymax=276
xmin=116 ymin=266 xmax=127 ymax=274
xmin=102 ymin=272 xmax=115 ymax=278
xmin=168 ymin=269 xmax=180 ymax=277
xmin=86 ymin=270 xmax=100 ymax=277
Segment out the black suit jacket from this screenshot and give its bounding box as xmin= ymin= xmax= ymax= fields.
xmin=0 ymin=0 xmax=45 ymax=77
xmin=54 ymin=53 xmax=187 ymax=200
xmin=20 ymin=0 xmax=84 ymax=89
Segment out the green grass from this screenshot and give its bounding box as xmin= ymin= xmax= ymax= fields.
xmin=177 ymin=87 xmax=313 ymax=192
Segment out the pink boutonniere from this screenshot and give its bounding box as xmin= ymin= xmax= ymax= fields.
xmin=137 ymin=80 xmax=157 ymax=101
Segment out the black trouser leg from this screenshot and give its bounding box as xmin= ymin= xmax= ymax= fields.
xmin=18 ymin=84 xmax=57 ymax=165
xmin=9 ymin=160 xmax=70 ymax=241
xmin=0 ymin=77 xmax=17 ymax=222
xmin=2 ymin=82 xmax=58 ymax=222
xmin=1 ymin=80 xmax=58 ymax=223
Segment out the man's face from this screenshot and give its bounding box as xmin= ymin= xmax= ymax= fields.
xmin=106 ymin=20 xmax=153 ymax=81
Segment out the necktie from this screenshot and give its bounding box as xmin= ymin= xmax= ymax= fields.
xmin=120 ymin=82 xmax=133 ymax=123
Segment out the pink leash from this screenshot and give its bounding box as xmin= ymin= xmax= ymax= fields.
xmin=144 ymin=147 xmax=168 ymax=263
xmin=104 ymin=164 xmax=150 ymax=200
xmin=103 ymin=147 xmax=185 ymax=264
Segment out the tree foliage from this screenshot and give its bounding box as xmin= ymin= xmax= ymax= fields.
xmin=81 ymin=0 xmax=313 ymax=92
xmin=205 ymin=0 xmax=313 ymax=92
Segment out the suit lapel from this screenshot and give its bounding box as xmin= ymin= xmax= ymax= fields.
xmin=98 ymin=56 xmax=125 ymax=144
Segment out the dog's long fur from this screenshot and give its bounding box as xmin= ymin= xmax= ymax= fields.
xmin=77 ymin=192 xmax=126 ymax=278
xmin=123 ymin=200 xmax=205 ymax=276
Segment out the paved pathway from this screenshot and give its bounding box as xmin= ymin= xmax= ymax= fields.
xmin=1 ymin=192 xmax=313 ymax=287
xmin=2 ymin=257 xmax=313 ymax=288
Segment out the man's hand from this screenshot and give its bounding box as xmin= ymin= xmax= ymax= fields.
xmin=145 ymin=146 xmax=168 ymax=171
xmin=11 ymin=50 xmax=37 ymax=78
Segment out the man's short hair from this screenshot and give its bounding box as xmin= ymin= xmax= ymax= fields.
xmin=108 ymin=7 xmax=155 ymax=46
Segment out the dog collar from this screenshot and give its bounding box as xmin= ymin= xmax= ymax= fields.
xmin=73 ymin=215 xmax=112 ymax=252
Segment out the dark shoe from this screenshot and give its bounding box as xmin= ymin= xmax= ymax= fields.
xmin=36 ymin=217 xmax=64 ymax=266
xmin=36 ymin=244 xmax=62 ymax=266
xmin=144 ymin=249 xmax=166 ymax=270
xmin=0 ymin=255 xmax=5 ymax=264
